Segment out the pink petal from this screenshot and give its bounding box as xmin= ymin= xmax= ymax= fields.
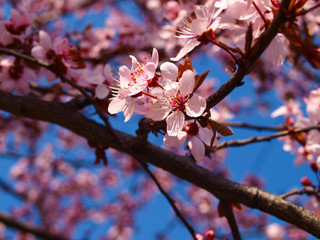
xmin=151 ymin=48 xmax=159 ymax=67
xmin=86 ymin=73 xmax=104 ymax=85
xmin=166 ymin=110 xmax=185 ymax=136
xmin=163 ymin=132 xmax=187 ymax=147
xmin=188 ymin=137 xmax=205 ymax=161
xmin=108 ymin=96 xmax=126 ymax=114
xmin=179 ymin=70 xmax=195 ymax=96
xmin=145 ymin=62 xmax=156 ymax=79
xmin=170 ymin=39 xmax=200 ymax=62
xmin=185 ymin=95 xmax=206 ymax=117
xmin=160 ymin=62 xmax=178 ymax=81
xmin=123 ymin=98 xmax=134 ymax=122
xmin=31 ymin=46 xmax=46 ymax=63
xmin=119 ymin=66 xmax=132 ymax=88
xmin=39 ymin=30 xmax=52 ymax=50
xmin=190 ymin=19 xmax=208 ymax=36
xmin=265 ymin=35 xmax=285 ymax=66
xmin=147 ymin=102 xmax=170 ymax=121
xmin=198 ymin=127 xmax=214 ymax=146
xmin=95 ymin=84 xmax=109 ymax=99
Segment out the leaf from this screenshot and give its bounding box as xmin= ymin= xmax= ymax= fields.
xmin=209 ymin=120 xmax=234 ymax=136
xmin=184 ymin=54 xmax=193 ymax=71
xmin=193 ymin=69 xmax=210 ymax=93
xmin=177 ymin=64 xmax=187 ymax=79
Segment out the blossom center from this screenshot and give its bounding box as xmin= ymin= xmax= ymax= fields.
xmin=184 ymin=122 xmax=199 ymax=136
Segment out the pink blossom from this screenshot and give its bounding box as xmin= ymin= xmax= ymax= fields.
xmin=108 ymin=48 xmax=159 ymax=122
xmin=85 ymin=64 xmax=111 ymax=99
xmin=271 ymin=100 xmax=302 ymax=119
xmin=305 ymin=88 xmax=320 ymax=122
xmin=164 ymin=121 xmax=214 ymax=161
xmin=171 ymin=1 xmax=226 ymax=61
xmin=147 ymin=67 xmax=206 ymax=136
xmin=0 ymin=58 xmax=37 ymax=92
xmin=265 ymin=223 xmax=285 ymax=240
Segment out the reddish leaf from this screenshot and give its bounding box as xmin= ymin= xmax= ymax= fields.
xmin=209 ymin=120 xmax=234 ymax=136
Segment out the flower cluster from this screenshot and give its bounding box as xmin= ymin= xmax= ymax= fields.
xmin=107 ymin=49 xmax=224 ymax=161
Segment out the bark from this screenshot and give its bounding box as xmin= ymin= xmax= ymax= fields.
xmin=0 ymin=91 xmax=319 ymax=237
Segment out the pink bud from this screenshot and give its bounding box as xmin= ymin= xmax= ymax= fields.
xmin=205 ymin=230 xmax=215 ymax=240
xmin=301 ymin=176 xmax=312 ymax=186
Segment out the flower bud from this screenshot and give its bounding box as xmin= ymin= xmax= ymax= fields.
xmin=301 ymin=176 xmax=312 ymax=186
xmin=205 ymin=230 xmax=215 ymax=240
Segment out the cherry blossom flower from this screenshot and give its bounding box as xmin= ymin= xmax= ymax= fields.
xmin=85 ymin=64 xmax=111 ymax=99
xmin=164 ymin=121 xmax=214 ymax=161
xmin=31 ymin=30 xmax=85 ymax=81
xmin=0 ymin=58 xmax=37 ymax=92
xmin=108 ymin=48 xmax=159 ymax=122
xmin=171 ymin=1 xmax=226 ymax=61
xmin=147 ymin=67 xmax=206 ymax=136
xmin=305 ymin=88 xmax=320 ymax=122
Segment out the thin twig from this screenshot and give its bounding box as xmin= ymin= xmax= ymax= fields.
xmin=0 ymin=48 xmax=91 ymax=98
xmin=0 ymin=211 xmax=69 ymax=240
xmin=93 ymin=103 xmax=197 ymax=240
xmin=220 ymin=200 xmax=242 ymax=240
xmin=222 ymin=121 xmax=283 ymax=131
xmin=279 ymin=188 xmax=320 ymax=199
xmin=214 ymin=125 xmax=320 ymax=151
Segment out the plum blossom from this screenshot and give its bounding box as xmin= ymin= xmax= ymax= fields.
xmin=0 ymin=58 xmax=37 ymax=92
xmin=164 ymin=120 xmax=214 ymax=161
xmin=108 ymin=48 xmax=159 ymax=122
xmin=85 ymin=64 xmax=112 ymax=99
xmin=31 ymin=30 xmax=85 ymax=81
xmin=271 ymin=100 xmax=302 ymax=119
xmin=147 ymin=67 xmax=206 ymax=136
xmin=171 ymin=1 xmax=227 ymax=61
xmin=305 ymin=88 xmax=320 ymax=122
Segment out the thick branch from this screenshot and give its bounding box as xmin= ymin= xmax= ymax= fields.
xmin=0 ymin=211 xmax=68 ymax=240
xmin=0 ymin=92 xmax=320 ymax=237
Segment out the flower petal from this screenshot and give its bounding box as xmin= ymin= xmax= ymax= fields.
xmin=198 ymin=126 xmax=214 ymax=146
xmin=119 ymin=66 xmax=132 ymax=88
xmin=151 ymin=48 xmax=159 ymax=67
xmin=164 ymin=131 xmax=187 ymax=147
xmin=188 ymin=137 xmax=205 ymax=161
xmin=95 ymin=84 xmax=109 ymax=99
xmin=87 ymin=73 xmax=104 ymax=85
xmin=123 ymin=98 xmax=134 ymax=122
xmin=147 ymin=102 xmax=170 ymax=121
xmin=166 ymin=110 xmax=185 ymax=136
xmin=170 ymin=39 xmax=200 ymax=62
xmin=179 ymin=70 xmax=195 ymax=96
xmin=160 ymin=62 xmax=178 ymax=81
xmin=185 ymin=95 xmax=206 ymax=117
xmin=108 ymin=96 xmax=126 ymax=114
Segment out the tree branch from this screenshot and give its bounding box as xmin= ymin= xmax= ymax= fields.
xmin=214 ymin=125 xmax=320 ymax=151
xmin=205 ymin=0 xmax=291 ymax=111
xmin=0 ymin=211 xmax=68 ymax=240
xmin=0 ymin=91 xmax=319 ymax=237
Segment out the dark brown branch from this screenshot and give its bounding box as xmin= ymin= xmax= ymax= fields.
xmin=222 ymin=122 xmax=283 ymax=131
xmin=214 ymin=125 xmax=320 ymax=151
xmin=0 ymin=92 xmax=320 ymax=237
xmin=205 ymin=0 xmax=291 ymax=111
xmin=0 ymin=211 xmax=68 ymax=240
xmin=220 ymin=200 xmax=242 ymax=240
xmin=93 ymin=103 xmax=197 ymax=239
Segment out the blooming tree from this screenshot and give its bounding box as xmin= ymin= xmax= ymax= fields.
xmin=0 ymin=0 xmax=320 ymax=239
